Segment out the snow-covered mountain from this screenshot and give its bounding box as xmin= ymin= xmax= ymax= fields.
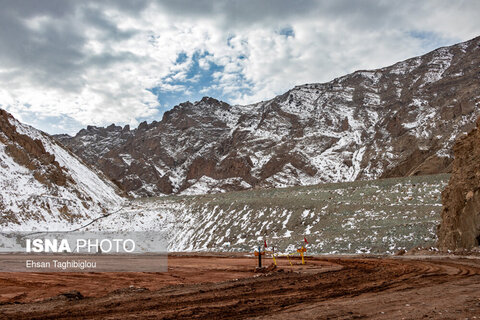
xmin=0 ymin=109 xmax=124 ymax=230
xmin=56 ymin=36 xmax=480 ymax=197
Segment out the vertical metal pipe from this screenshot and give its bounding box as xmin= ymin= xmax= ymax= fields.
xmin=258 ymin=245 xmax=262 ymax=268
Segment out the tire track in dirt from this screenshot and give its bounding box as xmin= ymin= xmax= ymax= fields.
xmin=1 ymin=256 xmax=479 ymax=319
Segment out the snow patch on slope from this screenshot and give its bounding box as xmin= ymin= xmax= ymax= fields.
xmin=1 ymin=117 xmax=123 ymax=231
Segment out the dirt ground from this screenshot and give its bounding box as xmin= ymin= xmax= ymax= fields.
xmin=1 ymin=253 xmax=480 ymax=319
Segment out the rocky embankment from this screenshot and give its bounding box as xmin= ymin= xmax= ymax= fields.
xmin=438 ymin=117 xmax=480 ymax=250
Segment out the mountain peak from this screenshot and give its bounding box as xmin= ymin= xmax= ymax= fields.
xmin=199 ymin=96 xmax=229 ymax=107
xmin=58 ymin=37 xmax=480 ymax=197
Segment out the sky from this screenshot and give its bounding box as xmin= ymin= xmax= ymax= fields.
xmin=0 ymin=0 xmax=479 ymax=135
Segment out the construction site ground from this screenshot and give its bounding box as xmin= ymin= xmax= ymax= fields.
xmin=1 ymin=253 xmax=480 ymax=319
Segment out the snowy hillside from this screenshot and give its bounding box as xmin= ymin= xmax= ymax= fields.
xmin=0 ymin=110 xmax=124 ymax=231
xmin=57 ymin=36 xmax=480 ymax=197
xmin=81 ymin=174 xmax=448 ymax=254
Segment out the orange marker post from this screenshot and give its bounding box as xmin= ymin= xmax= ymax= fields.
xmin=297 ymin=246 xmax=307 ymax=265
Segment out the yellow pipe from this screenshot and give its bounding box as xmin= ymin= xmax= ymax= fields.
xmin=286 ymin=255 xmax=293 ymax=266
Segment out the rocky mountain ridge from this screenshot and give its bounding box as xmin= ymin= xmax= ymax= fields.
xmin=56 ymin=36 xmax=480 ymax=197
xmin=0 ymin=109 xmax=124 ymax=230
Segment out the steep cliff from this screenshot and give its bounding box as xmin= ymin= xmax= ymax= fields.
xmin=0 ymin=109 xmax=124 ymax=230
xmin=438 ymin=117 xmax=480 ymax=250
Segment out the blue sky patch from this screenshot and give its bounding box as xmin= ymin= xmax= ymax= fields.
xmin=278 ymin=26 xmax=295 ymax=38
xmin=408 ymin=30 xmax=456 ymax=50
xmin=147 ymin=50 xmax=248 ymax=116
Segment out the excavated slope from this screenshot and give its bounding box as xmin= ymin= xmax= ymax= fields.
xmin=438 ymin=116 xmax=480 ymax=250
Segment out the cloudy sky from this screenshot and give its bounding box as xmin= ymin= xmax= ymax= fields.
xmin=0 ymin=0 xmax=479 ymax=134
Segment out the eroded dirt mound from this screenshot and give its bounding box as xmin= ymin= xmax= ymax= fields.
xmin=438 ymin=116 xmax=480 ymax=250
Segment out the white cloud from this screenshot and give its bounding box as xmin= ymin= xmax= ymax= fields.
xmin=0 ymin=0 xmax=479 ymax=134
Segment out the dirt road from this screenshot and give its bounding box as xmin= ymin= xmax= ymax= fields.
xmin=1 ymin=254 xmax=480 ymax=319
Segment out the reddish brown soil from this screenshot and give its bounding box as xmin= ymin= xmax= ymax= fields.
xmin=1 ymin=254 xmax=480 ymax=319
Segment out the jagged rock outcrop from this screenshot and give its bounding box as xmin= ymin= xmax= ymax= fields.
xmin=56 ymin=36 xmax=480 ymax=197
xmin=438 ymin=117 xmax=480 ymax=250
xmin=55 ymin=124 xmax=133 ymax=166
xmin=0 ymin=109 xmax=123 ymax=229
xmin=0 ymin=109 xmax=71 ymax=187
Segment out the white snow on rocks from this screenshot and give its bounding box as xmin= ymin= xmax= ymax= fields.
xmin=1 ymin=117 xmax=123 ymax=231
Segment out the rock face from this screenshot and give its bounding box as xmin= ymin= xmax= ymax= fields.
xmin=0 ymin=109 xmax=123 ymax=230
xmin=56 ymin=36 xmax=480 ymax=197
xmin=0 ymin=110 xmax=70 ymax=187
xmin=438 ymin=117 xmax=480 ymax=250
